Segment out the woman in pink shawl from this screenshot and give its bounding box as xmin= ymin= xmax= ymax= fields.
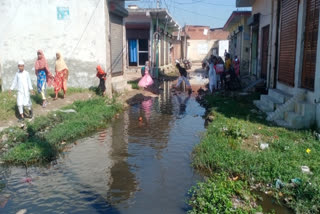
xmin=35 ymin=50 xmax=53 ymax=107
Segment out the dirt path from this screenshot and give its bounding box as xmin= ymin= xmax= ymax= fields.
xmin=0 ymin=92 xmax=94 ymax=131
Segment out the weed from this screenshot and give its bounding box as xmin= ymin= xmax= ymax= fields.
xmin=188 ymin=173 xmax=262 ymax=214
xmin=0 ymin=88 xmax=90 ymax=120
xmin=0 ymin=96 xmax=122 ymax=164
xmin=192 ymin=93 xmax=320 ymax=213
xmin=128 ymin=80 xmax=139 ymax=89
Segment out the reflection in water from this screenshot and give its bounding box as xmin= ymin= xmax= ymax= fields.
xmin=0 ymin=81 xmax=206 ymax=214
xmin=107 ymin=111 xmax=138 ymax=204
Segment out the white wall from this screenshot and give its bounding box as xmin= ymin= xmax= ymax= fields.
xmin=218 ymin=40 xmax=229 ymax=58
xmin=252 ymin=0 xmax=274 ymax=83
xmin=0 ymin=0 xmax=108 ymax=90
xmin=187 ymin=40 xmax=216 ymax=62
xmin=314 ymin=8 xmax=320 ymax=127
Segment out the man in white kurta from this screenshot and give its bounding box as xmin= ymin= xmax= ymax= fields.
xmin=10 ymin=61 xmax=34 ymax=121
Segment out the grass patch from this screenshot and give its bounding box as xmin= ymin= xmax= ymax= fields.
xmin=0 ymin=96 xmax=122 ymax=165
xmin=189 ymin=173 xmax=262 ymax=214
xmin=191 ymin=93 xmax=320 ymax=213
xmin=128 ymin=80 xmax=139 ymax=89
xmin=0 ymin=87 xmax=90 ymax=120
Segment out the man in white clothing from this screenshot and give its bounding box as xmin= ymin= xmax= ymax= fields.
xmin=10 ymin=61 xmax=34 ymax=121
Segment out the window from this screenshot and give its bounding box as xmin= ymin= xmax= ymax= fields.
xmin=128 ymin=39 xmax=149 ymax=66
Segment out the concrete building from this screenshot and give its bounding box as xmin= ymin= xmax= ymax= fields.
xmin=184 ymin=25 xmax=229 ymax=63
xmin=124 ymin=8 xmax=180 ymax=77
xmin=0 ymin=0 xmax=129 ymax=94
xmin=237 ymin=0 xmax=320 ymax=129
xmin=223 ymin=11 xmax=251 ymax=76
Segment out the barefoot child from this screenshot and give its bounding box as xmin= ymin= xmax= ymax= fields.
xmin=175 ymin=61 xmax=191 ymax=91
xmin=10 ymin=61 xmax=34 ymax=121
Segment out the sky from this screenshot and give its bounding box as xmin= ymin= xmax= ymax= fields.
xmin=125 ymin=0 xmax=252 ymax=29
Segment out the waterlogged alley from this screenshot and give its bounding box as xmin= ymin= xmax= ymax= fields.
xmin=0 ymin=84 xmax=206 ymax=214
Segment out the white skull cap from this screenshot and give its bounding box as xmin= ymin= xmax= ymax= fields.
xmin=18 ymin=60 xmax=25 ymax=65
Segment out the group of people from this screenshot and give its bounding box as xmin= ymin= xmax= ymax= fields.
xmin=10 ymin=50 xmax=69 ymax=121
xmin=207 ymin=53 xmax=240 ymax=93
xmin=138 ymin=60 xmax=191 ymax=94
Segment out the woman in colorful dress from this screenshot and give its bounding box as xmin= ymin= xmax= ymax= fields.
xmin=35 ymin=50 xmax=53 ymax=107
xmin=54 ymin=52 xmax=69 ymax=100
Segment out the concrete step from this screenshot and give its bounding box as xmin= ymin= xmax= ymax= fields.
xmin=275 ymin=119 xmax=292 ymax=128
xmin=294 ymin=101 xmax=316 ymax=116
xmin=260 ymin=95 xmax=283 ymax=111
xmin=254 ymin=100 xmax=273 ymax=113
xmin=284 ymin=111 xmax=306 ymax=129
xmin=268 ymin=89 xmax=293 ymax=103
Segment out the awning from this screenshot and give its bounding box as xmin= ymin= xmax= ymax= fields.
xmin=109 ymin=1 xmax=128 ymax=17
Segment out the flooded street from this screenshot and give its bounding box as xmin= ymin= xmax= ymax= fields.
xmin=0 ymin=83 xmax=206 ymax=214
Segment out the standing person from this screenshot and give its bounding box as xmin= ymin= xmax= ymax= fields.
xmin=96 ymin=65 xmax=107 ymax=96
xmin=174 ymin=62 xmax=191 ymax=91
xmin=224 ymin=49 xmax=228 ymax=59
xmin=233 ymin=55 xmax=240 ymax=77
xmin=208 ymin=56 xmax=217 ymax=94
xmin=225 ymin=53 xmax=232 ymax=72
xmin=10 ymin=61 xmax=34 ymax=122
xmin=141 ymin=61 xmax=150 ymax=77
xmin=138 ymin=64 xmax=154 ymax=89
xmin=53 ymin=52 xmax=69 ymax=100
xmin=35 ymin=50 xmax=53 ymax=108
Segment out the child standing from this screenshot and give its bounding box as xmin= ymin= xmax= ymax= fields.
xmin=10 ymin=61 xmax=34 ymax=121
xmin=175 ymin=62 xmax=191 ymax=90
xmin=96 ymin=65 xmax=107 ymax=96
xmin=138 ymin=64 xmax=154 ymax=89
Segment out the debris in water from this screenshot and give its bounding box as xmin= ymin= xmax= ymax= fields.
xmin=16 ymin=209 xmax=27 ymax=214
xmin=21 ymin=177 xmax=32 ymax=184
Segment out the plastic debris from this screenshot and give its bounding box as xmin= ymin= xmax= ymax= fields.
xmin=275 ymin=179 xmax=285 ymax=189
xmin=301 ymin=166 xmax=311 ymax=174
xmin=21 ymin=177 xmax=32 ymax=184
xmin=16 ymin=209 xmax=27 ymax=214
xmin=260 ymin=143 xmax=269 ymax=150
xmin=58 ymin=109 xmax=77 ymax=113
xmin=291 ymin=178 xmax=302 ymax=186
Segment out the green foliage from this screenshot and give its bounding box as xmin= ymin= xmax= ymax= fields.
xmin=0 ymin=96 xmax=122 ymax=164
xmin=128 ymin=80 xmax=139 ymax=89
xmin=192 ymin=93 xmax=320 ymax=213
xmin=0 ymin=91 xmax=16 ymax=120
xmin=0 ymin=88 xmax=90 ymax=119
xmin=188 ymin=174 xmax=262 ymax=214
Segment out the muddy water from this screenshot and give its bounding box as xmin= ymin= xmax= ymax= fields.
xmin=0 ymin=85 xmax=206 ymax=214
xmin=0 ymin=83 xmax=293 ymax=214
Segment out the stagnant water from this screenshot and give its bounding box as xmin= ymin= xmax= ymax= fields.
xmin=0 ymin=83 xmax=292 ymax=214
